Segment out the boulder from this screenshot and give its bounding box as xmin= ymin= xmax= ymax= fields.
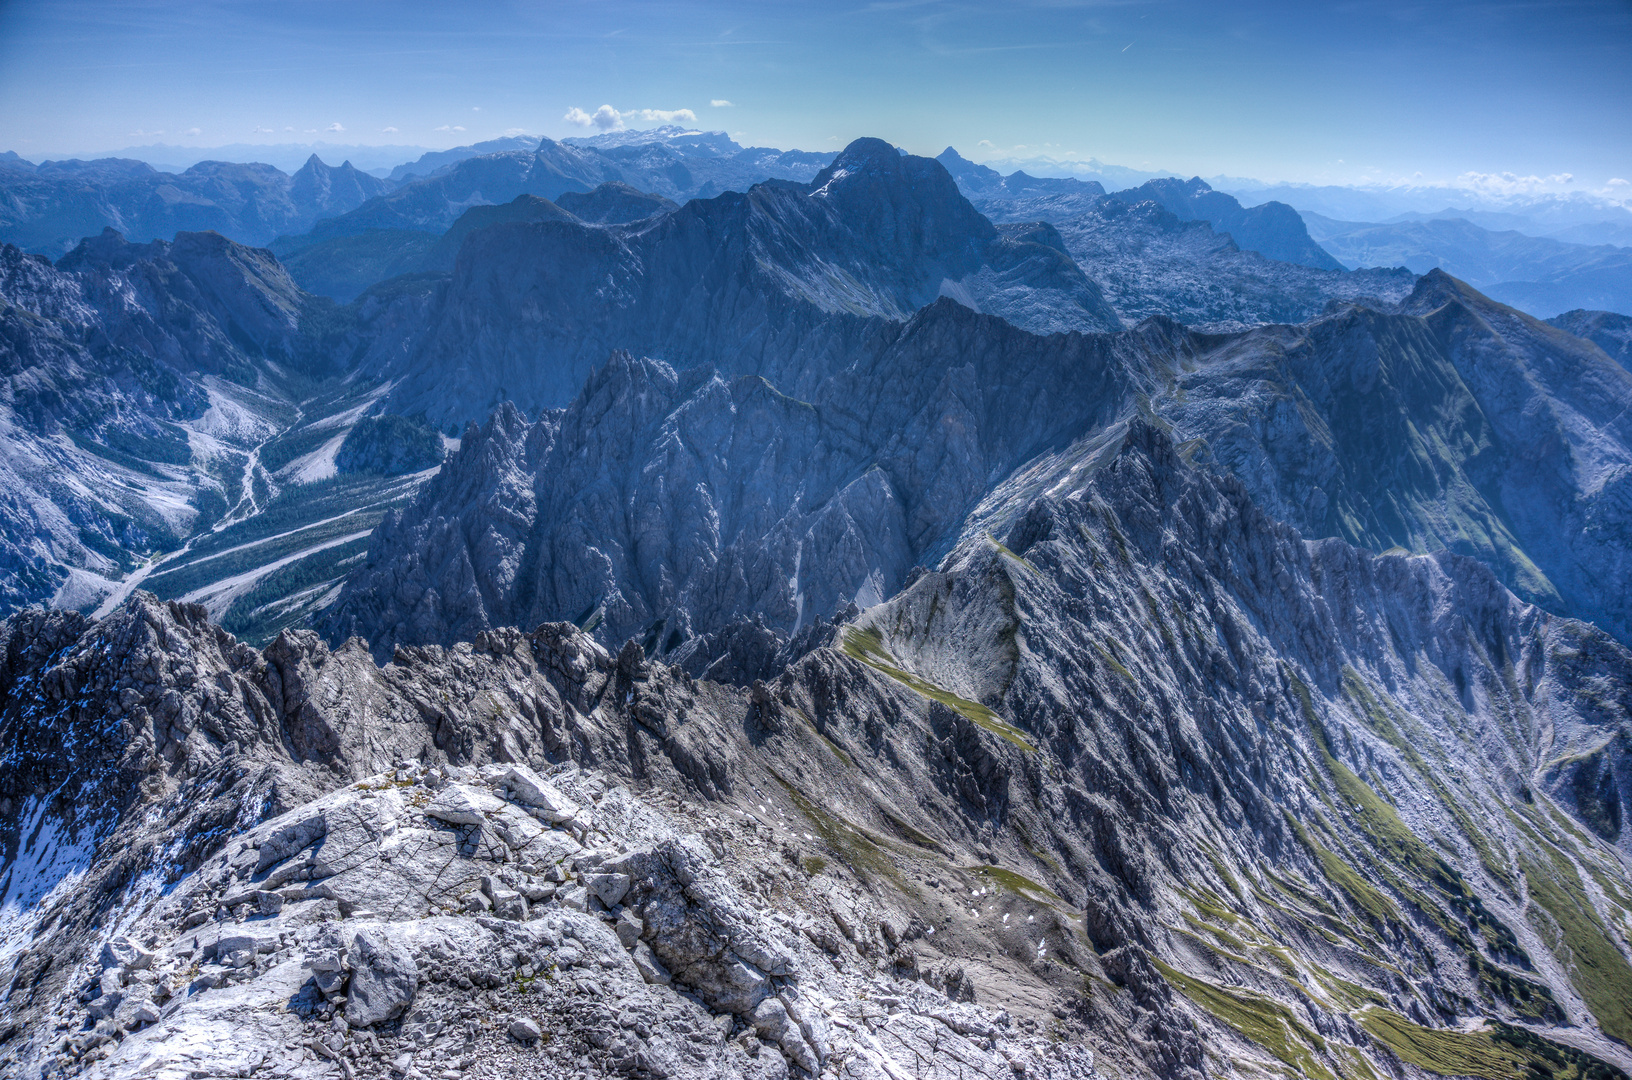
xmin=98 ymin=937 xmax=152 ymax=972
xmin=497 ymin=765 xmax=580 ymax=824
xmin=585 ymin=871 xmax=631 ymax=907
xmin=256 ymin=812 xmax=327 ymax=873
xmin=424 ymin=783 xmax=504 ymax=827
xmin=631 ymin=942 xmax=671 ymax=986
xmin=345 ymin=930 xmax=419 ymax=1027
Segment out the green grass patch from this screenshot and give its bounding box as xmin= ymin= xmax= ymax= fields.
xmin=772 ymin=773 xmax=903 ymax=886
xmin=1153 ymin=957 xmax=1337 ymax=1080
xmin=841 ymin=627 xmax=1035 ymax=752
xmin=973 ymin=865 xmax=1062 ymax=905
xmin=1093 ymin=642 xmax=1136 ymax=686
xmin=986 ymin=533 xmax=1038 ymax=573
xmin=1285 ymin=812 xmax=1402 ymax=928
xmin=1359 ymin=1008 xmax=1626 ymax=1080
xmin=1521 ymin=852 xmax=1632 ymax=1046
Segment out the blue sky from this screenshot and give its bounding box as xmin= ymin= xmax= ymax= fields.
xmin=0 ymin=0 xmax=1628 ymax=187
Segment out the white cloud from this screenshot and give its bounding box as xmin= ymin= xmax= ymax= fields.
xmin=565 ymin=105 xmax=624 ymax=130
xmin=711 ymin=99 xmax=734 ymax=108
xmin=128 ymin=128 xmax=164 ymax=137
xmin=1455 ymin=170 xmax=1576 ymax=197
xmin=381 ymin=126 xmax=399 ymax=134
xmin=502 ymin=127 xmax=530 ymax=137
xmin=182 ymin=127 xmax=202 ymax=137
xmin=977 ymin=139 xmax=993 ymax=148
xmin=326 ymin=122 xmax=345 ymax=133
xmin=434 ymin=124 xmax=467 ymax=133
xmin=284 ymin=126 xmax=295 ymax=132
xmin=566 ymin=105 xmax=696 ymax=131
xmin=1608 ymin=178 xmax=1630 ymax=187
xmin=633 ymin=108 xmax=697 ymax=125
xmin=252 ymin=126 xmax=273 ymax=134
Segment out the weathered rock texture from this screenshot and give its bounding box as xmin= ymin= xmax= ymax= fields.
xmin=5 ymin=422 xmax=1632 ymax=1079
xmin=332 ymin=273 xmax=1632 ymax=660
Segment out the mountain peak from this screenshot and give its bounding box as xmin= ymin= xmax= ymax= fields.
xmin=821 ymin=137 xmax=906 ymax=175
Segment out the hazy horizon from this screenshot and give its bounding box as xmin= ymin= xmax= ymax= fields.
xmin=1 ymin=0 xmax=1629 ymax=196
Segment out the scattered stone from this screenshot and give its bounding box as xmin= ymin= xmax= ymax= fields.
xmin=508 ymin=1017 xmax=543 ymax=1043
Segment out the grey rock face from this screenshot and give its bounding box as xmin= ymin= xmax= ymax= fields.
xmin=1154 ymin=270 xmax=1632 ymax=645
xmin=333 ymin=268 xmax=1632 ymax=666
xmin=327 ymin=299 xmax=1145 ymax=655
xmin=1106 ymin=175 xmax=1344 ymax=270
xmin=1550 ymin=308 xmax=1632 ymax=371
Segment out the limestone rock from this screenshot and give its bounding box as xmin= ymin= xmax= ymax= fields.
xmin=344 ymin=930 xmax=419 ymax=1027
xmin=424 ymin=783 xmax=504 ymax=827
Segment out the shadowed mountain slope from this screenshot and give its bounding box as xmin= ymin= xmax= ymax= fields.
xmin=331 ymin=273 xmax=1632 ymax=666
xmin=379 ymin=139 xmax=1123 ymax=426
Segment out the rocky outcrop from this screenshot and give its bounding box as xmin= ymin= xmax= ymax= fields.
xmin=7 ymin=420 xmax=1632 ymax=1079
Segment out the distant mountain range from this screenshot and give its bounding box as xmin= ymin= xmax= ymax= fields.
xmin=0 ymin=153 xmax=392 ymax=254
xmin=1221 ymin=179 xmax=1632 ymax=249
xmin=1305 ymin=213 xmax=1632 ymax=318
xmin=33 ymin=141 xmax=441 ymax=176
xmin=7 ymin=128 xmax=1628 ymax=322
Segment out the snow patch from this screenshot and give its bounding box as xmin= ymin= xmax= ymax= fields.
xmin=0 ymin=790 xmax=102 ymax=991
xmin=284 ymin=432 xmax=348 ymax=484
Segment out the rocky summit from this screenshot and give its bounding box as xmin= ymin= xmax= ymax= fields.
xmin=3 ymin=132 xmax=1632 ymax=1080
